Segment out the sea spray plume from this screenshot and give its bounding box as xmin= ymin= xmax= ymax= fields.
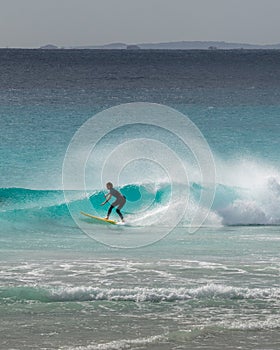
xmin=214 ymin=159 xmax=280 ymax=225
xmin=62 ymin=103 xmax=216 ymax=248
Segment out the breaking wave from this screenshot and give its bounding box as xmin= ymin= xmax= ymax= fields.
xmin=1 ymin=284 xmax=279 ymax=303
xmin=1 ymin=173 xmax=280 ymax=229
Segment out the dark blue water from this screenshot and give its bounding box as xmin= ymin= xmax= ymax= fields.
xmin=1 ymin=49 xmax=280 ymax=188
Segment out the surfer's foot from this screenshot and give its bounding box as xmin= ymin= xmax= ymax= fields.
xmin=121 ymin=219 xmax=125 ymax=223
xmin=105 ymin=217 xmax=109 ymax=220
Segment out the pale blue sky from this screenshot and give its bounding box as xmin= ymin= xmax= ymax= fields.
xmin=1 ymin=0 xmax=280 ymax=47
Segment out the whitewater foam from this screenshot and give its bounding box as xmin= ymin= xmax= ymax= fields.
xmin=63 ymin=334 xmax=165 ymax=350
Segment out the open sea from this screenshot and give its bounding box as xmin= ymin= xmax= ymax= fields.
xmin=0 ymin=49 xmax=279 ymax=349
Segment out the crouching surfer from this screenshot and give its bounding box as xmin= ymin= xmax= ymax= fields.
xmin=101 ymin=182 xmax=126 ymax=222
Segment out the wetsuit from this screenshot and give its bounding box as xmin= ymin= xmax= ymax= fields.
xmin=107 ymin=188 xmax=126 ymax=220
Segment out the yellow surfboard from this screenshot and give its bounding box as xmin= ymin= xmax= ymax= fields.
xmin=80 ymin=211 xmax=117 ymax=225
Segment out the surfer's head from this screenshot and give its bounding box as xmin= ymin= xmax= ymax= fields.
xmin=106 ymin=182 xmax=113 ymax=189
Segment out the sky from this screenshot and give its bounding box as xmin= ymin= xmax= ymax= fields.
xmin=1 ymin=0 xmax=280 ymax=48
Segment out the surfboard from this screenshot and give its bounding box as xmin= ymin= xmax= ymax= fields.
xmin=80 ymin=211 xmax=117 ymax=225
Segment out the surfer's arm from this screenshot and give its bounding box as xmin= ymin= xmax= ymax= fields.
xmin=101 ymin=194 xmax=112 ymax=206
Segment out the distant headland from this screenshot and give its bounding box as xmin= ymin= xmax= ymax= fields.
xmin=39 ymin=41 xmax=280 ymax=50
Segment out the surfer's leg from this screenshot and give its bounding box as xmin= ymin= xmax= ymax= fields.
xmin=116 ymin=208 xmax=124 ymax=220
xmin=106 ymin=205 xmax=114 ymax=219
xmin=118 ymin=197 xmax=126 ymax=210
xmin=116 ymin=198 xmax=126 ymax=221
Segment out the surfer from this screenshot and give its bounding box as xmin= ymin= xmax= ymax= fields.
xmin=101 ymin=182 xmax=126 ymax=222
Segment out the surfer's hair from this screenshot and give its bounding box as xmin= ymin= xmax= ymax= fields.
xmin=106 ymin=182 xmax=113 ymax=188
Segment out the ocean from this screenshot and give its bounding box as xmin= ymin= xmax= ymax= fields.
xmin=0 ymin=49 xmax=279 ymax=349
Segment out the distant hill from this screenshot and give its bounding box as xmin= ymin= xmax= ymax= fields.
xmin=38 ymin=41 xmax=280 ymax=50
xmin=39 ymin=44 xmax=59 ymax=49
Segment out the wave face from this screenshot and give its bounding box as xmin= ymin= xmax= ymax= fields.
xmin=1 ymin=174 xmax=280 ymax=229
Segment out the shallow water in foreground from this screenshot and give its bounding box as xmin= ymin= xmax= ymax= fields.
xmin=1 ymin=226 xmax=279 ymax=350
